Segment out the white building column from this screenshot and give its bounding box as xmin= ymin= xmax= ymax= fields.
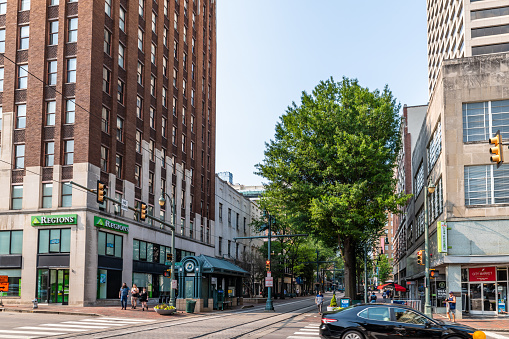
xmin=446 ymin=264 xmax=462 ymax=320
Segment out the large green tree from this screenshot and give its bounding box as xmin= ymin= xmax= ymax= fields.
xmin=256 ymin=77 xmax=408 ymax=298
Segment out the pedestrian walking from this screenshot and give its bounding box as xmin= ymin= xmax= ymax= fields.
xmin=445 ymin=291 xmax=456 ymax=322
xmin=370 ymin=292 xmax=377 ymax=303
xmin=130 ymin=284 xmax=139 ymax=309
xmin=382 ymin=290 xmax=387 ymax=303
xmin=139 ymin=288 xmax=148 ymax=311
xmin=315 ymin=291 xmax=324 ymax=315
xmin=119 ymin=283 xmax=129 ymax=310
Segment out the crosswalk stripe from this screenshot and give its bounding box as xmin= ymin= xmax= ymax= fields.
xmin=80 ymin=319 xmax=132 ymax=324
xmin=0 ymin=335 xmax=39 ymax=339
xmin=294 ymin=332 xmax=321 ymax=335
xmin=485 ymin=332 xmax=509 ymax=339
xmin=297 ymin=329 xmax=319 ymax=331
xmin=40 ymin=323 xmax=110 ymax=329
xmin=287 ymin=336 xmax=320 ymax=339
xmin=93 ymin=317 xmax=154 ymax=322
xmin=17 ymin=326 xmax=87 ymax=332
xmin=0 ymin=330 xmax=66 ymax=335
xmin=70 ymin=320 xmax=125 ymax=327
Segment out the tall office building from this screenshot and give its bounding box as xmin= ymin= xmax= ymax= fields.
xmin=427 ymin=0 xmax=509 ymax=93
xmin=0 ymin=0 xmax=216 ymax=306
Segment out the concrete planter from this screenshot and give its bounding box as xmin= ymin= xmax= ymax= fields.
xmin=154 ymin=307 xmax=176 ymax=315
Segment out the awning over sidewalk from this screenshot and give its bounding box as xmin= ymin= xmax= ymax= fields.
xmin=199 ymin=255 xmax=250 ymax=277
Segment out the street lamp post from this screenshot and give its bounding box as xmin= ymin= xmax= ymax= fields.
xmin=159 ymin=192 xmax=176 ymax=308
xmin=424 ymin=182 xmax=436 ymax=318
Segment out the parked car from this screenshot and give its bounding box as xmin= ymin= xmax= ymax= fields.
xmin=320 ymin=303 xmax=484 ymax=339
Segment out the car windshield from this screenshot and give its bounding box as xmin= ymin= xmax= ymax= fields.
xmin=393 ymin=307 xmax=429 ymax=325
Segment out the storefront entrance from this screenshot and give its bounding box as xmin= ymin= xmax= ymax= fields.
xmin=462 ymin=266 xmax=509 ymax=315
xmin=37 ymin=269 xmax=69 ymax=304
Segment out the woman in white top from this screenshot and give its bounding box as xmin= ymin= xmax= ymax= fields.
xmin=130 ymin=284 xmax=139 ymax=309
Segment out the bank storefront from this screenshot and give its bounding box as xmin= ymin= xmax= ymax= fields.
xmin=33 ymin=214 xmax=77 ymax=305
xmin=461 ymin=266 xmax=508 ymax=315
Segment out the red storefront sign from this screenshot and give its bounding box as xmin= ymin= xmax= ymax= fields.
xmin=469 ymin=267 xmax=496 ymax=282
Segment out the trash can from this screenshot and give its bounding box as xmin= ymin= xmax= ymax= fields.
xmin=186 ymin=299 xmax=197 ymax=313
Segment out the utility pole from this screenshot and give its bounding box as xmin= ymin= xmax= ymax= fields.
xmin=364 ymin=242 xmax=368 ymax=304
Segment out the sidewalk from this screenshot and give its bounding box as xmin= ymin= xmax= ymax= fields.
xmin=0 ymin=295 xmax=314 ymax=320
xmin=433 ymin=313 xmax=509 ymax=332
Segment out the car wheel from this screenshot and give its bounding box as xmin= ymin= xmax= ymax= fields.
xmin=342 ymin=330 xmax=364 ymax=339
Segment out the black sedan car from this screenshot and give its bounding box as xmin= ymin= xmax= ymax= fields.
xmin=320 ymin=303 xmax=485 ymax=339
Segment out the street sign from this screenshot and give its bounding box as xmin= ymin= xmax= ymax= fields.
xmin=267 ymin=271 xmax=271 ymax=277
xmin=121 ymin=199 xmax=128 ymax=211
xmin=265 ymin=276 xmax=273 ymax=287
xmin=171 ymin=280 xmax=177 ymax=289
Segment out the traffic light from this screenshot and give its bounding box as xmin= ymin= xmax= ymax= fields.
xmin=166 ymin=252 xmax=173 ymax=262
xmin=489 ymin=130 xmax=503 ymax=168
xmin=164 ymin=269 xmax=171 ymax=277
xmin=97 ymin=181 xmax=106 ymax=203
xmin=430 ymin=269 xmax=437 ymax=279
xmin=417 ymin=250 xmax=424 ymax=265
xmin=140 ymin=202 xmax=147 ymax=221
xmin=265 ymin=260 xmax=270 ymax=271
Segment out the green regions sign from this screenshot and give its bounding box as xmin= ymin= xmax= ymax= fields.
xmin=94 ymin=216 xmax=129 ymax=234
xmin=31 ymin=214 xmax=78 ymax=226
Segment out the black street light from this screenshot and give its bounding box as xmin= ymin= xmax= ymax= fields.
xmin=158 ymin=192 xmax=177 ymax=308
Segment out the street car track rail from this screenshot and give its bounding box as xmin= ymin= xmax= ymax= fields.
xmin=53 ymin=296 xmax=326 ymax=339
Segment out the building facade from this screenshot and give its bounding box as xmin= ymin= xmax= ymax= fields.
xmin=0 ymin=0 xmax=216 ymax=306
xmin=427 ymin=0 xmax=509 ymax=93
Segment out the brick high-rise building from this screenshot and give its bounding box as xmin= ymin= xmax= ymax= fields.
xmin=0 ymin=0 xmax=216 ymax=306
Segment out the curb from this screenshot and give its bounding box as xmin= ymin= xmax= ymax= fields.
xmin=478 ymin=328 xmax=509 ymax=332
xmin=1 ymin=308 xmax=101 ymax=317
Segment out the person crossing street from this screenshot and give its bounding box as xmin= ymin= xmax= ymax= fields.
xmin=315 ymin=291 xmax=324 ymax=315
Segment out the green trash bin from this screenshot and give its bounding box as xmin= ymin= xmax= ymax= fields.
xmin=186 ymin=299 xmax=197 ymax=313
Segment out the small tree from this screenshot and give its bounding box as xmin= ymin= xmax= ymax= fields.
xmin=377 ymin=254 xmax=392 ymax=284
xmin=330 ymin=293 xmax=337 ymax=307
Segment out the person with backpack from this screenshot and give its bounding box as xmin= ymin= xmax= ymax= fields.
xmin=119 ymin=283 xmax=129 ymax=310
xmin=370 ymin=292 xmax=377 ymax=303
xmin=315 ymin=291 xmax=324 ymax=315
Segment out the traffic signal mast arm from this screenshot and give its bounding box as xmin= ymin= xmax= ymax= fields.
xmin=70 ymin=181 xmax=175 ymax=230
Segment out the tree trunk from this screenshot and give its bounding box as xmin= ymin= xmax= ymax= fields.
xmin=342 ymin=236 xmax=357 ymax=299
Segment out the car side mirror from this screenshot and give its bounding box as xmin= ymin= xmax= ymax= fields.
xmin=424 ymin=322 xmax=432 ymax=329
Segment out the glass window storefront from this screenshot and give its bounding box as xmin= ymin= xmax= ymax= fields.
xmin=36 ymin=269 xmax=69 ymax=304
xmin=38 ymin=229 xmax=71 ymax=253
xmin=462 ymin=266 xmax=508 ymax=315
xmin=0 ymin=230 xmax=23 ymax=254
xmin=98 ymin=231 xmax=122 ymax=258
xmin=97 ymin=269 xmax=122 ymax=299
xmin=0 ymin=269 xmax=21 ymax=297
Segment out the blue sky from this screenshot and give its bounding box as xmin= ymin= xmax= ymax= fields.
xmin=216 ymin=1 xmax=428 ymax=186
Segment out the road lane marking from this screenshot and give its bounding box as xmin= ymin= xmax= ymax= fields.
xmin=0 ymin=330 xmax=66 ymax=335
xmin=298 ymin=328 xmax=319 ymax=331
xmin=287 ymin=336 xmax=320 ymax=339
xmin=69 ymin=320 xmax=125 ymax=326
xmin=17 ymin=326 xmax=87 ymax=332
xmin=40 ymin=323 xmax=110 ymax=329
xmin=87 ymin=317 xmax=155 ymax=322
xmin=0 ymin=335 xmax=39 ymax=339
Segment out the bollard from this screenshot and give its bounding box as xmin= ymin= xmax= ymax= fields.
xmin=32 ymin=298 xmax=38 ymax=309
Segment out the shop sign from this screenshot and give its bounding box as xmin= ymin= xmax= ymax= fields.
xmin=94 ymin=216 xmax=129 ymax=234
xmin=469 ymin=266 xmax=496 ymax=282
xmin=0 ymin=276 xmax=8 ymax=292
xmin=31 ymin=214 xmax=77 ymax=226
xmin=437 ymin=221 xmax=448 ymax=253
xmin=437 ymin=288 xmax=447 ymax=300
xmin=499 ymin=300 xmax=506 ymax=313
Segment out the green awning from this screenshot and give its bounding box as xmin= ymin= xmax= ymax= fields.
xmin=199 ymin=255 xmax=250 ymax=277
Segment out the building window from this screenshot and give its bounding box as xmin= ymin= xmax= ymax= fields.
xmin=138 ymin=0 xmax=144 ymax=17
xmin=104 ymin=29 xmax=111 ymax=55
xmin=182 ymin=107 xmax=186 ymax=125
xmin=118 ymin=43 xmax=125 ymax=68
xmin=182 ymin=134 xmax=186 ymax=153
xmin=20 ymin=0 xmax=30 ymax=11
xmin=138 ymin=28 xmax=144 ymax=51
xmin=0 ymin=29 xmax=5 ymax=53
xmin=163 ymin=56 xmax=168 ymax=77
xmin=173 ymin=68 xmax=177 ymax=88
xmin=119 ymin=6 xmax=126 ymax=32
xmin=414 ymin=162 xmax=424 ymax=196
xmin=415 ymin=208 xmax=424 ymax=237
xmin=172 ymin=126 xmax=176 ymax=144
xmin=115 ymin=154 xmax=122 ymax=178
xmin=114 ymin=192 xmax=123 ymax=216
xmin=64 ymin=140 xmax=74 ymax=165
xmin=228 ymin=208 xmax=231 ymax=227
xmin=173 ymin=97 xmax=177 ymax=116
xmin=151 ymin=43 xmax=156 ymax=64
xmin=244 ymin=217 xmax=246 ymax=233
xmin=183 ymin=26 xmax=187 ymax=43
xmin=174 ymin=40 xmax=178 ymax=59
xmin=182 ymin=79 xmax=186 ymax=97
xmin=61 ymin=182 xmax=72 ymax=207
xmin=163 ymin=26 xmax=168 ymax=47
xmin=65 ymin=99 xmax=75 ymax=124
xmin=17 ymin=65 xmax=28 ymax=89
xmin=174 ymin=12 xmax=178 ymax=30
xmin=49 ymin=21 xmax=58 ymax=45
xmin=135 ymin=164 xmax=141 ymax=187
xmin=148 ymin=172 xmax=154 ymax=194
xmin=47 ymin=60 xmax=57 ymax=85
xmin=38 ymin=229 xmax=71 ymax=253
xmin=150 ymin=107 xmax=155 ymax=129
xmin=190 ymin=116 xmax=195 ymax=132
xmin=149 ymin=139 xmax=155 ymax=161
xmin=46 ymin=101 xmax=56 ymax=126
xmin=162 ymin=87 xmax=167 ymax=107
xmin=101 ymin=107 xmax=109 ymax=132
xmin=0 ymin=231 xmax=23 ymax=255
xmin=191 ymin=141 xmax=194 ymax=158
xmin=66 ymin=58 xmax=76 ymax=83
xmin=103 ymin=67 xmax=110 ymax=93
xmin=136 ymin=95 xmax=143 ymax=119
xmin=68 ymin=18 xmax=78 ymax=43
xmin=117 ymin=79 xmax=125 ymax=104
xmin=161 ymin=148 xmax=166 ymax=167
xmin=0 ymin=1 xmax=5 ymax=15
xmin=150 ymin=75 xmax=156 ymax=96
xmin=152 ymin=11 xmax=157 ymax=33
xmin=471 ymin=6 xmax=509 ymax=21
xmin=228 ymin=240 xmax=231 ymax=257
xmin=42 ymin=183 xmax=53 ymax=208
xmin=162 ymin=116 xmax=167 ymax=137
xmin=136 ymin=130 xmax=142 ymax=153
xmin=191 ymin=89 xmax=195 ymax=106
xmin=45 ymin=141 xmax=54 ymax=167
xmin=236 ymin=213 xmax=239 ymax=230
xmin=218 ymin=236 xmax=222 ymax=255
xmin=164 ymin=0 xmax=168 ymax=16
xmin=15 ymin=104 xmax=26 ymax=129
xmin=105 ymin=0 xmax=111 ymax=17
xmin=14 ymin=144 xmax=25 ymax=169
xmin=116 ymin=116 xmax=123 ymax=142
xmin=11 ymin=185 xmax=23 ymax=210
xmin=465 ymin=164 xmax=509 ymax=205
xmin=19 ymin=25 xmax=29 ymax=50
xmin=137 ymin=62 xmax=143 ymax=85
xmin=98 ymin=231 xmax=122 ymax=258
xmin=427 ymin=121 xmax=442 ymax=173
xmin=463 ymin=100 xmax=509 ymax=142
xmin=100 ymin=146 xmax=108 ymax=171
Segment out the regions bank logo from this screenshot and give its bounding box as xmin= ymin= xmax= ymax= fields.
xmin=31 ymin=214 xmax=77 ymax=226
